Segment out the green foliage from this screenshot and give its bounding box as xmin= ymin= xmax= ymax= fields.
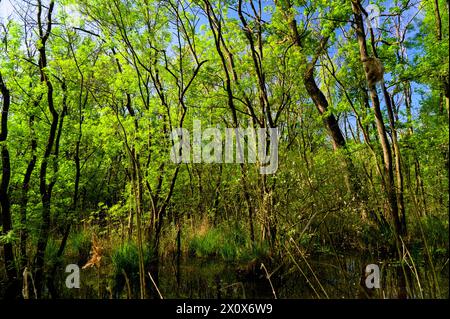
xmin=0 ymin=230 xmax=18 ymax=245
xmin=111 ymin=241 xmax=155 ymax=279
xmin=67 ymin=231 xmax=92 ymax=266
xmin=45 ymin=238 xmax=61 ymax=268
xmin=188 ymin=223 xmax=268 ymax=262
xmin=0 ymin=0 xmax=448 ymax=299
xmin=419 ymin=216 xmax=449 ymax=256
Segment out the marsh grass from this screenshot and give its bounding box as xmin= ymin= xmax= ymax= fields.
xmin=187 ymin=221 xmax=269 ymax=262
xmin=110 ymin=241 xmax=155 ymax=298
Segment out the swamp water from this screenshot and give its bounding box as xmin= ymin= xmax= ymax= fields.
xmin=56 ymin=254 xmax=449 ymax=299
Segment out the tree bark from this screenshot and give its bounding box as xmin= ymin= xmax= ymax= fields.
xmin=34 ymin=0 xmax=57 ymax=298
xmin=19 ymin=114 xmax=37 ymax=274
xmin=283 ymin=5 xmax=365 ymax=203
xmin=203 ymin=0 xmax=257 ymax=243
xmin=351 ymin=0 xmax=405 ymax=237
xmin=0 ymin=71 xmax=18 ymax=298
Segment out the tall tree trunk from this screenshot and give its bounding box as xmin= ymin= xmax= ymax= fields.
xmin=203 ymin=0 xmax=256 ymax=243
xmin=351 ymin=0 xmax=405 ymax=237
xmin=432 ymin=0 xmax=450 ymax=118
xmin=132 ymin=150 xmax=146 ymax=299
xmin=303 ymin=67 xmax=347 ymax=149
xmin=283 ymin=9 xmax=347 ymax=150
xmin=46 ymin=81 xmax=70 ymax=298
xmin=19 ymin=108 xmax=40 ymax=275
xmin=0 ymin=72 xmax=18 ymax=298
xmin=34 ymin=0 xmax=57 ymax=298
xmin=283 ymin=5 xmax=363 ymax=203
xmin=237 ymin=0 xmax=276 ymax=244
xmin=433 ymin=0 xmax=443 ymax=41
xmin=366 ymin=23 xmax=407 ymax=235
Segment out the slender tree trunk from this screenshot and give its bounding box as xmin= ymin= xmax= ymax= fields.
xmin=366 ymin=23 xmax=407 ymax=234
xmin=19 ymin=113 xmax=38 ymax=274
xmin=35 ymin=0 xmax=57 ymax=297
xmin=351 ymin=0 xmax=405 ymax=237
xmin=283 ymin=5 xmax=364 ymax=203
xmin=203 ymin=0 xmax=256 ymax=243
xmin=433 ymin=0 xmax=443 ymax=41
xmin=131 ymin=151 xmax=146 ymax=299
xmin=283 ymin=9 xmax=347 ymax=150
xmin=387 ymin=93 xmax=407 ymax=233
xmin=0 ymin=72 xmax=18 ymax=298
xmin=303 ymin=68 xmax=347 ymax=149
xmin=238 ymin=0 xmax=276 ymax=244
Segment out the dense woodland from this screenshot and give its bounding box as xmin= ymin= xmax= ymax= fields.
xmin=0 ymin=0 xmax=448 ymax=299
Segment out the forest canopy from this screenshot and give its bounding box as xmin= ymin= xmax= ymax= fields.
xmin=0 ymin=0 xmax=448 ymax=299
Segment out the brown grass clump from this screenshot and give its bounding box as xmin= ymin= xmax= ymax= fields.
xmin=82 ymin=235 xmax=103 ymax=269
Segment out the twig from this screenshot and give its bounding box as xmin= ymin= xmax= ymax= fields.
xmin=220 ymin=282 xmax=246 ymax=299
xmin=148 ymin=271 xmax=164 ymax=299
xmin=260 ymin=263 xmax=277 ymax=299
xmin=400 ymin=237 xmax=424 ymax=298
xmin=290 ymin=237 xmax=329 ymax=299
xmin=122 ymin=269 xmax=131 ymax=299
xmin=22 ymin=267 xmax=38 ymax=299
xmin=22 ymin=267 xmax=29 ymax=299
xmin=283 ymin=242 xmax=321 ymax=299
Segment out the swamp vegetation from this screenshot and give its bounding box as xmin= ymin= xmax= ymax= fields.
xmin=0 ymin=0 xmax=448 ymax=299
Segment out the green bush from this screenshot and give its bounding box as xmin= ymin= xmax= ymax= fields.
xmin=420 ymin=216 xmax=449 ymax=256
xmin=111 ymin=241 xmax=156 ymax=298
xmin=67 ymin=231 xmax=92 ymax=266
xmin=111 ymin=241 xmax=155 ymax=279
xmin=44 ymin=238 xmax=62 ymax=270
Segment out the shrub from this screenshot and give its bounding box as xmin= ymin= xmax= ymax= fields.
xmin=188 ymin=222 xmax=269 ymax=262
xmin=110 ymin=241 xmax=156 ymax=298
xmin=68 ymin=231 xmax=92 ymax=266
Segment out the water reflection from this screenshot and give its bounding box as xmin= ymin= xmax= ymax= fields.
xmin=154 ymin=255 xmax=448 ymax=299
